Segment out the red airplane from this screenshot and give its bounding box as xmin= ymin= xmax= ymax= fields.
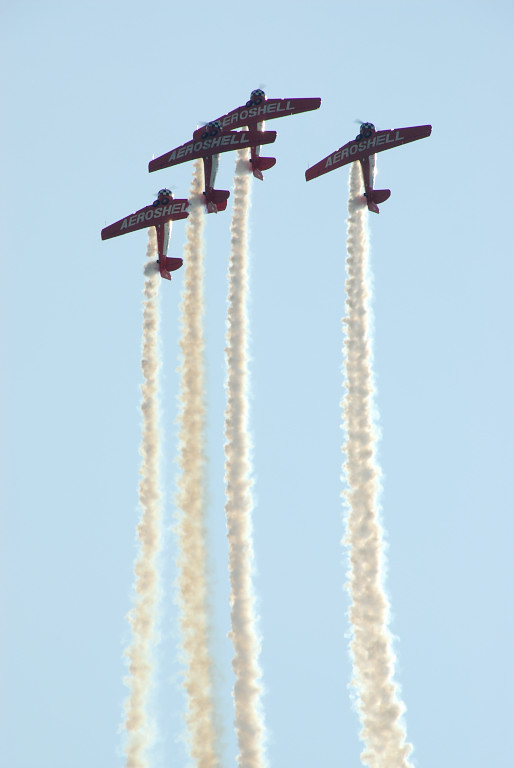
xmin=305 ymin=122 xmax=432 ymax=213
xmin=192 ymin=89 xmax=322 ymax=180
xmin=101 ymin=189 xmax=189 ymax=280
xmin=148 ymin=122 xmax=277 ymax=213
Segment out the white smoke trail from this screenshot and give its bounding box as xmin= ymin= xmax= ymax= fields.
xmin=123 ymin=228 xmax=163 ymax=768
xmin=342 ymin=162 xmax=413 ymax=768
xmin=224 ymin=151 xmax=267 ymax=768
xmin=174 ymin=159 xmax=221 ymax=768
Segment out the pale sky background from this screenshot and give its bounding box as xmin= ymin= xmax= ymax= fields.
xmin=2 ymin=2 xmax=513 ymax=767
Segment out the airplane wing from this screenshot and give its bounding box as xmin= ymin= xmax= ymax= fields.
xmin=101 ymin=199 xmax=189 ymax=240
xmin=195 ymin=97 xmax=322 ymax=136
xmin=149 ymin=129 xmax=277 ymax=173
xmin=305 ymin=125 xmax=432 ymax=181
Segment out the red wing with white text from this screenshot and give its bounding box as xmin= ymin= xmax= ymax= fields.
xmin=149 ymin=127 xmax=276 ymax=213
xmin=305 ymin=123 xmax=432 ymax=213
xmin=192 ymin=89 xmax=322 ymax=180
xmin=101 ymin=190 xmax=189 ymax=280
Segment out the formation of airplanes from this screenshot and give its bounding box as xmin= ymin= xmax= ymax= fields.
xmin=101 ymin=89 xmax=432 ymax=280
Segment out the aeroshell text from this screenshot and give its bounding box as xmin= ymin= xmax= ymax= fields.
xmin=120 ymin=202 xmax=188 ymax=230
xmin=219 ymin=100 xmax=293 ymax=128
xmin=324 ymin=131 xmax=404 ymax=168
xmin=167 ymin=131 xmax=251 ymax=162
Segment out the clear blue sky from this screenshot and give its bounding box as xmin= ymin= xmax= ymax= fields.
xmin=2 ymin=2 xmax=513 ymax=767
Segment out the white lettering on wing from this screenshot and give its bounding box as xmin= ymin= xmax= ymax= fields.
xmin=235 ymin=132 xmax=249 ymax=144
xmin=116 ymin=202 xmax=188 ymax=234
xmin=384 ymin=131 xmax=404 ymax=144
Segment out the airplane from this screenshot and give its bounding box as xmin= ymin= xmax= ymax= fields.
xmin=192 ymin=89 xmax=322 ymax=180
xmin=148 ymin=123 xmax=277 ymax=213
xmin=101 ymin=189 xmax=189 ymax=280
xmin=305 ymin=122 xmax=432 ymax=213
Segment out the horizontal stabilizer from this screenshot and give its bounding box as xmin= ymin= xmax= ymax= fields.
xmin=365 ymin=189 xmax=391 ymax=214
xmin=250 ymin=156 xmax=276 ymax=180
xmin=205 ymin=188 xmax=230 ymax=214
xmin=371 ymin=189 xmax=391 ymax=205
xmin=158 ymin=256 xmax=183 ymax=281
xmin=210 ymin=189 xmax=230 ymax=203
xmin=162 ymin=257 xmax=183 ymax=272
xmin=252 ymin=156 xmax=276 ymax=172
xmin=250 ymin=155 xmax=277 ymax=181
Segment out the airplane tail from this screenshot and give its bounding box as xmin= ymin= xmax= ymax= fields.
xmin=205 ymin=188 xmax=230 ymax=214
xmin=250 ymin=156 xmax=276 ymax=181
xmin=365 ymin=188 xmax=391 ymax=214
xmin=158 ymin=256 xmax=183 ymax=280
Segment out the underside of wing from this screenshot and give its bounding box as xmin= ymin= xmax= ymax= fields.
xmin=305 ymin=147 xmax=345 ymax=181
xmin=149 ymin=130 xmax=277 ymax=173
xmin=101 ymin=200 xmax=189 ymax=240
xmin=370 ymin=124 xmax=432 ymax=154
xmin=214 ymin=97 xmax=322 ymax=132
xmin=305 ymin=125 xmax=432 ymax=181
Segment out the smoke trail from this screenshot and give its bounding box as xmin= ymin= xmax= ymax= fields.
xmin=174 ymin=159 xmax=221 ymax=768
xmin=342 ymin=162 xmax=413 ymax=768
xmin=224 ymin=150 xmax=267 ymax=768
xmin=123 ymin=228 xmax=163 ymax=768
